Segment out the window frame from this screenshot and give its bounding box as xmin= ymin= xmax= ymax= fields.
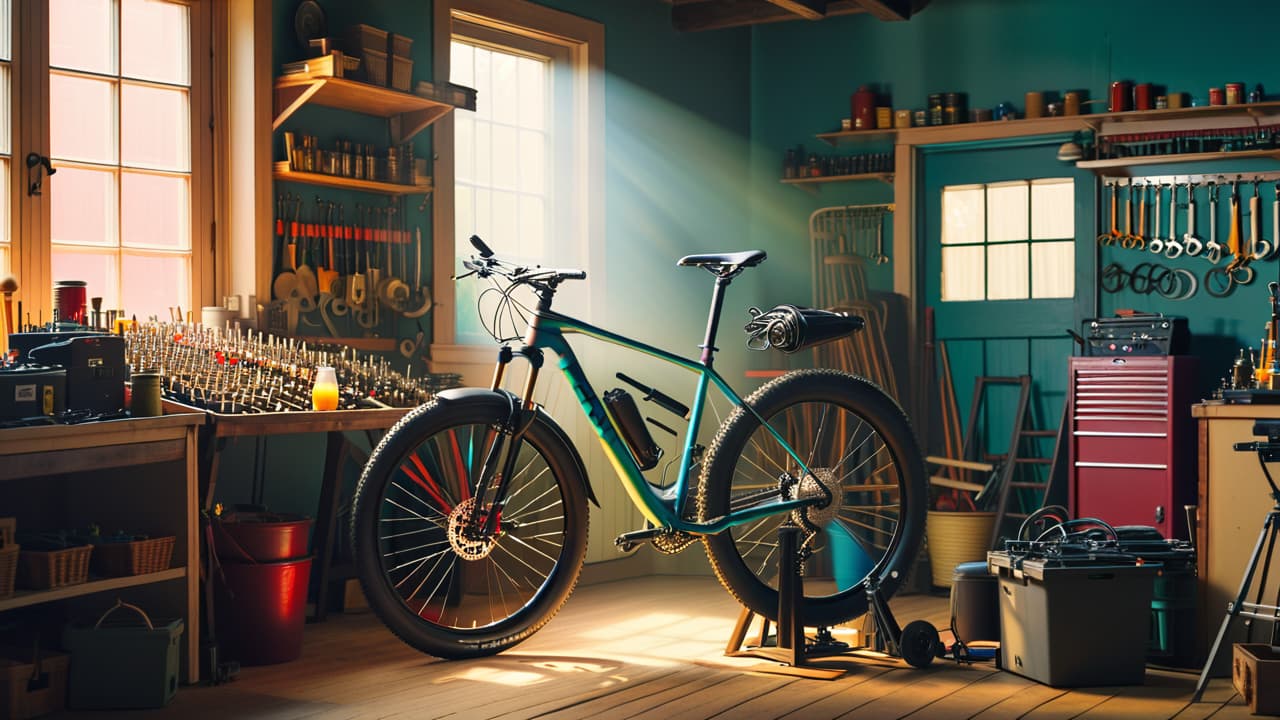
xmin=6 ymin=0 xmax=213 ymax=326
xmin=430 ymin=0 xmax=603 ymax=376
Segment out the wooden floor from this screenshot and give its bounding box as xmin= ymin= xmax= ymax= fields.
xmin=54 ymin=575 xmax=1252 ymax=720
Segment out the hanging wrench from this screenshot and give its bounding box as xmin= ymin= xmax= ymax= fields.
xmin=1165 ymin=183 xmax=1185 ymax=259
xmin=873 ymin=213 xmax=889 ymax=264
xmin=1148 ymin=183 xmax=1164 ymax=254
xmin=1251 ymin=179 xmax=1271 ymax=260
xmin=1182 ymin=183 xmax=1203 ymax=256
xmin=1204 ymin=182 xmax=1223 ymax=264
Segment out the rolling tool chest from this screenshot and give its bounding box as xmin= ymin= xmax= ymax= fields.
xmin=1068 ymin=356 xmax=1199 ymax=539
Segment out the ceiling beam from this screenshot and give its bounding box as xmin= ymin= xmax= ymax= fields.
xmin=764 ymin=0 xmax=828 ymax=20
xmin=672 ymin=0 xmax=866 ymax=32
xmin=850 ymin=0 xmax=914 ymax=21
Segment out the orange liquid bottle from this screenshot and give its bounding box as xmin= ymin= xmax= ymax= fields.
xmin=312 ymin=366 xmax=339 ymax=411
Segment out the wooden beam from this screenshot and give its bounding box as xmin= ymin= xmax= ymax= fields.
xmin=764 ymin=0 xmax=827 ymax=20
xmin=850 ymin=0 xmax=914 ymax=21
xmin=672 ymin=0 xmax=864 ymax=32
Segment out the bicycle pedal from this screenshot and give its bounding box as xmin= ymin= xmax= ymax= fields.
xmin=614 ymin=527 xmax=662 ymax=551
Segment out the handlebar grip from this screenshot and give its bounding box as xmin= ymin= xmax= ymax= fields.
xmin=470 ymin=234 xmax=494 ymax=258
xmin=563 ymin=270 xmax=587 ymax=280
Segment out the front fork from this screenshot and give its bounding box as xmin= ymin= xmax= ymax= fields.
xmin=469 ymin=345 xmax=545 ymax=538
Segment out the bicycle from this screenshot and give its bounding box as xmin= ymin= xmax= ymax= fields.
xmin=351 ymin=235 xmax=927 ymax=659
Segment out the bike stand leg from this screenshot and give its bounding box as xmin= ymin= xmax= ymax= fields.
xmin=723 ymin=525 xmax=846 ymax=680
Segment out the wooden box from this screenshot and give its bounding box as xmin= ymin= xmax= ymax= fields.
xmin=1233 ymin=643 xmax=1280 ymax=715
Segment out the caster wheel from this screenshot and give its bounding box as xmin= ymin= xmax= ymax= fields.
xmin=900 ymin=620 xmax=940 ymax=669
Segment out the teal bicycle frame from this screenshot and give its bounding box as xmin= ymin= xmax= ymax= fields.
xmin=494 ymin=303 xmax=817 ymax=536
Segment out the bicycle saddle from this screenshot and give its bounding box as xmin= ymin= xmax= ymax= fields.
xmin=677 ymin=250 xmax=767 ymax=271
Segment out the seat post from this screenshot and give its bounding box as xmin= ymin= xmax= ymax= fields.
xmin=699 ymin=274 xmax=733 ymax=366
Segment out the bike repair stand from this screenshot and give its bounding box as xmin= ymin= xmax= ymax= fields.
xmin=724 ymin=524 xmax=940 ymax=679
xmin=1192 ymin=438 xmax=1280 ymax=702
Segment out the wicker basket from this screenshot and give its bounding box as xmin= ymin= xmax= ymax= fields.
xmin=18 ymin=545 xmax=92 ymax=590
xmin=0 ymin=519 xmax=16 ymax=599
xmin=90 ymin=537 xmax=176 ymax=577
xmin=926 ymin=511 xmax=996 ymax=589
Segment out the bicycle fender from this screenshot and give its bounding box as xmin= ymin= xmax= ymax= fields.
xmin=434 ymin=387 xmax=600 ymax=508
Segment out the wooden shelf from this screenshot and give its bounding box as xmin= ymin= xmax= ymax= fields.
xmin=273 ymin=74 xmax=456 ymax=143
xmin=273 ymin=164 xmax=434 ymax=196
xmin=1076 ymin=148 xmax=1280 ymax=170
xmin=781 ymin=172 xmax=894 ymax=194
xmin=816 ymin=128 xmax=899 ymax=146
xmin=0 ymin=569 xmax=187 ymax=612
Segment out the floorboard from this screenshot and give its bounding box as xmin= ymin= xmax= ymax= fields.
xmin=44 ymin=575 xmax=1244 ymax=720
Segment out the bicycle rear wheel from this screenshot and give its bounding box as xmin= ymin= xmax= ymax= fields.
xmin=352 ymin=395 xmax=588 ymax=658
xmin=698 ymin=369 xmax=926 ymax=627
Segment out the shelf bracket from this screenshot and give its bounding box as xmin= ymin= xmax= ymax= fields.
xmin=273 ymin=80 xmax=326 ymax=131
xmin=392 ymin=106 xmax=454 ymax=144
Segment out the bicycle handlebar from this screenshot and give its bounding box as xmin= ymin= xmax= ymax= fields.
xmin=459 ymin=236 xmax=586 ymax=287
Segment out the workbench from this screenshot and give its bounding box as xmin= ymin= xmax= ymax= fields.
xmin=1193 ymin=402 xmax=1280 ymax=675
xmin=0 ymin=413 xmax=204 ymax=684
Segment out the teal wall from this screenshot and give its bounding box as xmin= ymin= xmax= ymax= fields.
xmin=748 ymin=0 xmax=1280 ymax=401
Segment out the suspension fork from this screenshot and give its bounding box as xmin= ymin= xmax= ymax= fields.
xmin=471 ymin=345 xmax=545 ymax=537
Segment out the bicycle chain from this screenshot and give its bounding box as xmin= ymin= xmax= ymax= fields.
xmin=1100 ymin=262 xmax=1198 ymax=301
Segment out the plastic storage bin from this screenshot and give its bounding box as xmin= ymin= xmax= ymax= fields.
xmin=63 ymin=600 xmax=183 ymax=709
xmin=950 ymin=561 xmax=999 ymax=644
xmin=989 ymin=551 xmax=1156 ymax=687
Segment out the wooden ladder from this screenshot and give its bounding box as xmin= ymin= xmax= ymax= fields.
xmin=987 ymin=380 xmax=1066 ymax=547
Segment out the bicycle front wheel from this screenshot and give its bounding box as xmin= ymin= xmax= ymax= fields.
xmin=698 ymin=369 xmax=926 ymax=627
xmin=352 ymin=395 xmax=588 ymax=659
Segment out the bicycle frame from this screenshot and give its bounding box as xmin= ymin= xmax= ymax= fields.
xmin=491 ymin=305 xmax=817 ymax=536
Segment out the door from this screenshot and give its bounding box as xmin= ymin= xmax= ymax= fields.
xmin=920 ymin=141 xmax=1094 ymax=504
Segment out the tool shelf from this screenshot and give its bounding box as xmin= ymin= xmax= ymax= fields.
xmin=273 ymin=74 xmax=455 ymax=145
xmin=780 ymin=172 xmax=894 ymax=194
xmin=272 ymin=163 xmax=434 ymax=196
xmin=1076 ymin=148 xmax=1280 ymax=170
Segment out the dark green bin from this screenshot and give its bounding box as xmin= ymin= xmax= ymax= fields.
xmin=63 ymin=601 xmax=183 ymax=709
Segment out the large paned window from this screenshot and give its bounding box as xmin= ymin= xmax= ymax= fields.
xmin=940 ymin=178 xmax=1074 ymax=301
xmin=3 ymin=0 xmax=207 ymax=326
xmin=49 ymin=0 xmax=191 ymax=317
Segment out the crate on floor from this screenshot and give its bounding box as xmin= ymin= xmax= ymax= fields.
xmin=63 ymin=600 xmax=183 ymax=709
xmin=0 ymin=518 xmax=18 ymax=599
xmin=0 ymin=646 xmax=69 ymax=720
xmin=1233 ymin=643 xmax=1280 ymax=715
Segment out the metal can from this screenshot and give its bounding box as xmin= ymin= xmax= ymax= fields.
xmin=943 ymin=92 xmax=966 ymax=124
xmin=914 ymin=109 xmax=928 ymax=127
xmin=131 ymin=372 xmax=163 ymax=417
xmin=1155 ymin=95 xmax=1168 ymax=110
xmin=928 ymin=93 xmax=943 ymax=126
xmin=875 ymin=106 xmax=892 ymax=129
xmin=1210 ymin=87 xmax=1225 ymax=106
xmin=1024 ymin=91 xmax=1044 ymax=119
xmin=1134 ymin=83 xmax=1154 ymax=111
xmin=1226 ymin=82 xmax=1245 ymax=105
xmin=894 ymin=109 xmax=913 ymax=128
xmin=1109 ymin=81 xmax=1132 ymax=112
xmin=1064 ymin=91 xmax=1081 ymax=116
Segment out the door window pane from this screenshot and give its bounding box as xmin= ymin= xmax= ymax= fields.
xmin=122 ymin=83 xmax=190 ymax=171
xmin=1032 ymin=241 xmax=1074 ymax=298
xmin=1032 ymin=179 xmax=1075 ymax=239
xmin=987 ymin=182 xmax=1029 ymax=243
xmin=941 ymin=246 xmax=984 ymax=301
xmin=50 ymin=0 xmax=117 ymax=74
xmin=0 ymin=0 xmax=10 ymax=62
xmin=122 ymin=0 xmax=189 ymax=85
xmin=0 ymin=64 xmax=8 ymax=155
xmin=51 ymin=73 xmax=118 ymax=164
xmin=941 ymin=186 xmax=983 ymax=245
xmin=51 ymin=167 xmax=117 ymax=247
xmin=0 ymin=158 xmax=7 ymax=248
xmin=987 ymin=243 xmax=1029 ymax=300
xmin=122 ymin=172 xmax=189 ymax=250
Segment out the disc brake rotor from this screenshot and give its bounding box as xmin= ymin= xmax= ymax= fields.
xmin=447 ymin=497 xmax=498 ymax=561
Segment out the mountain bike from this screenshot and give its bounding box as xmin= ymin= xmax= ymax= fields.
xmin=351 ymin=235 xmax=926 ymax=659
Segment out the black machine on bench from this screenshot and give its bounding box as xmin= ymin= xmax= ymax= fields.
xmin=0 ymin=332 xmax=125 ymax=421
xmin=1083 ymin=313 xmax=1188 ymax=356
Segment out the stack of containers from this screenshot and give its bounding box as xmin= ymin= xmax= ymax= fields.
xmin=389 ymin=33 xmax=413 ymax=92
xmin=212 ymin=510 xmax=314 ymax=665
xmin=346 ymin=24 xmax=388 ymax=87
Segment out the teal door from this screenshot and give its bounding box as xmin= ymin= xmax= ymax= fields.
xmin=919 ymin=141 xmax=1094 ymax=505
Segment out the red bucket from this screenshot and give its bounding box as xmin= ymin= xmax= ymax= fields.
xmin=213 ymin=512 xmax=312 ymax=563
xmin=214 ymin=556 xmax=312 ymax=666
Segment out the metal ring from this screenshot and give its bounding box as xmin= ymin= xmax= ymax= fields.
xmin=1155 ymin=267 xmax=1182 ymax=298
xmin=1101 ymin=262 xmax=1128 ymax=293
xmin=1205 ymin=266 xmax=1235 ymax=297
xmin=1129 ymin=262 xmax=1153 ymax=294
xmin=1232 ymin=265 xmax=1256 ymax=285
xmin=1169 ymin=268 xmax=1198 ymax=301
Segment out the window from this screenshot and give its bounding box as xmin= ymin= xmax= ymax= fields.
xmin=2 ymin=0 xmax=208 ymax=326
xmin=940 ymin=178 xmax=1074 ymax=301
xmin=433 ymin=0 xmax=602 ymax=355
xmin=49 ymin=0 xmax=192 ymax=318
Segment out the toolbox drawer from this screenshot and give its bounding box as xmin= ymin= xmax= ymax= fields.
xmin=1075 ymin=466 xmax=1169 ymax=529
xmin=1074 ymin=433 xmax=1168 ymax=466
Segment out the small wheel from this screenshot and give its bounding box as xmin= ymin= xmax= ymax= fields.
xmin=900 ymin=620 xmax=940 ymax=669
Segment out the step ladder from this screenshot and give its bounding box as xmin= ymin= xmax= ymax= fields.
xmin=988 ymin=380 xmax=1066 ymax=546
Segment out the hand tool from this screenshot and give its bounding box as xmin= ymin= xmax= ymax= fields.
xmin=356 ymin=206 xmax=378 ymax=329
xmin=318 ymin=199 xmax=339 ymax=294
xmin=1225 ymin=180 xmax=1255 ymax=286
xmin=274 ymin=193 xmax=287 ymax=277
xmin=873 ymin=213 xmax=889 ymax=264
xmin=1149 ymin=184 xmax=1166 ymax=254
xmin=1205 ymin=182 xmax=1224 ymax=264
xmin=295 ymin=197 xmax=319 ymax=301
xmin=1183 ymin=183 xmax=1204 ymax=256
xmin=1165 ymin=183 xmax=1185 ymax=259
xmin=402 ymin=226 xmax=434 ymax=319
xmin=350 ymin=203 xmax=367 ymax=308
xmin=329 ymin=203 xmax=347 ymax=301
xmin=1121 ymin=184 xmax=1140 ymax=249
xmin=1251 ymin=180 xmax=1271 ymax=260
xmin=1097 ymin=184 xmax=1122 ymax=246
